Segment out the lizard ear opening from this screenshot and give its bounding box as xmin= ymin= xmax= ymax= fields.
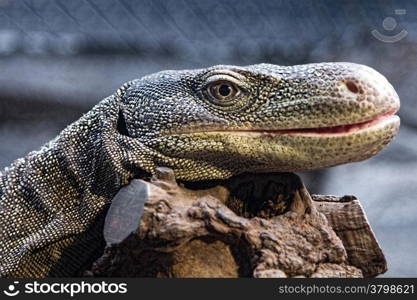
xmin=116 ymin=109 xmax=130 ymax=137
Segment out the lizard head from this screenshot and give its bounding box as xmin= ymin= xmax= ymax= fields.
xmin=118 ymin=63 xmax=400 ymax=181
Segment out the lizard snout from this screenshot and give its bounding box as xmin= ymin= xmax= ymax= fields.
xmin=335 ymin=63 xmax=400 ymax=116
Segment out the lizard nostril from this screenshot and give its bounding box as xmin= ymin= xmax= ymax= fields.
xmin=345 ymin=81 xmax=359 ymax=94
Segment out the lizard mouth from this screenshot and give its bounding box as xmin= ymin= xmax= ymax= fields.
xmin=248 ymin=110 xmax=399 ymax=136
xmin=171 ymin=110 xmax=399 ymax=137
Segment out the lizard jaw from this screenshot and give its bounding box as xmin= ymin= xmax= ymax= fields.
xmin=163 ymin=110 xmax=399 ymax=173
xmin=186 ymin=109 xmax=399 ymax=138
xmin=233 ymin=110 xmax=399 ymax=137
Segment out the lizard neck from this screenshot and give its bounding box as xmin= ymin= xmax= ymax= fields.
xmin=56 ymin=95 xmax=155 ymax=203
xmin=0 ymin=95 xmax=155 ymax=212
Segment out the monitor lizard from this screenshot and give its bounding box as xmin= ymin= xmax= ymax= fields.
xmin=0 ymin=63 xmax=400 ymax=277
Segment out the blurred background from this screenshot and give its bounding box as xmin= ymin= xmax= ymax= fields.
xmin=0 ymin=0 xmax=416 ymax=277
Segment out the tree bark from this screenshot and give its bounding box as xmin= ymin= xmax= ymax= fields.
xmin=85 ymin=168 xmax=386 ymax=278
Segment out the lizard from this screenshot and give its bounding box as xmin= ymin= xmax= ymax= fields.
xmin=0 ymin=62 xmax=400 ymax=277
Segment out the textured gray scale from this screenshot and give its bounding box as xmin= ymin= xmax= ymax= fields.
xmin=103 ymin=179 xmax=149 ymax=246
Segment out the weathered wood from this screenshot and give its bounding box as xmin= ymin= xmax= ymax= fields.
xmin=85 ymin=171 xmax=385 ymax=278
xmin=313 ymin=195 xmax=387 ymax=277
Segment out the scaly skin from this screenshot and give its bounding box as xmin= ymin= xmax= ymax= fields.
xmin=0 ymin=63 xmax=400 ymax=277
xmin=123 ymin=62 xmax=400 ymax=179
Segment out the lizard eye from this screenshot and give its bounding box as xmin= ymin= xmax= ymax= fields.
xmin=207 ymin=81 xmax=240 ymax=103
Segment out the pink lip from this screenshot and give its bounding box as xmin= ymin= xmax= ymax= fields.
xmin=248 ymin=110 xmax=398 ymax=136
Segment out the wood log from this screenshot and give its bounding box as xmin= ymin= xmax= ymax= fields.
xmin=312 ymin=195 xmax=387 ymax=277
xmin=84 ymin=168 xmax=386 ymax=278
